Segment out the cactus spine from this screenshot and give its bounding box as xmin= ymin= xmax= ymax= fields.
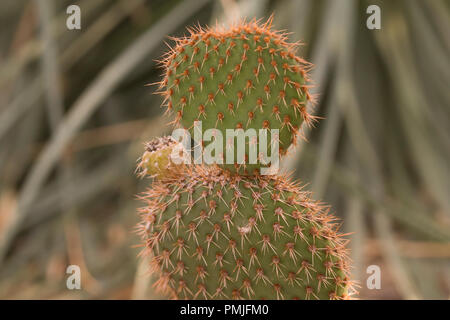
xmin=137 ymin=18 xmax=353 ymax=300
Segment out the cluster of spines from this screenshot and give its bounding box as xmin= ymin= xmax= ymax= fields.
xmin=136 ymin=136 xmax=189 ymax=179
xmin=152 ymin=18 xmax=319 ymax=162
xmin=137 ymin=165 xmax=353 ymax=300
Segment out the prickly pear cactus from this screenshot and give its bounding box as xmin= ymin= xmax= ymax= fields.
xmin=137 ymin=17 xmax=354 ymax=300
xmin=137 ymin=165 xmax=351 ymax=300
xmin=156 ymin=18 xmax=316 ymax=175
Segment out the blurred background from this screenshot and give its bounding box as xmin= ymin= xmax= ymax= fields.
xmin=0 ymin=0 xmax=448 ymax=299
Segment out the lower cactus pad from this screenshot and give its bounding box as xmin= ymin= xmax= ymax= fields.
xmin=137 ymin=166 xmax=352 ymax=300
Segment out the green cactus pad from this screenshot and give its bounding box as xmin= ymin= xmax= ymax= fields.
xmin=137 ymin=165 xmax=352 ymax=300
xmin=156 ymin=18 xmax=316 ymax=175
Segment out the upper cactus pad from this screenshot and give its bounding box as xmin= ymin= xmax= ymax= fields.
xmin=156 ymin=18 xmax=316 ymax=175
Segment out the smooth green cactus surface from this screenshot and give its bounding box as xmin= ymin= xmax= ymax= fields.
xmin=157 ymin=19 xmax=316 ymax=175
xmin=138 ymin=166 xmax=351 ymax=300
